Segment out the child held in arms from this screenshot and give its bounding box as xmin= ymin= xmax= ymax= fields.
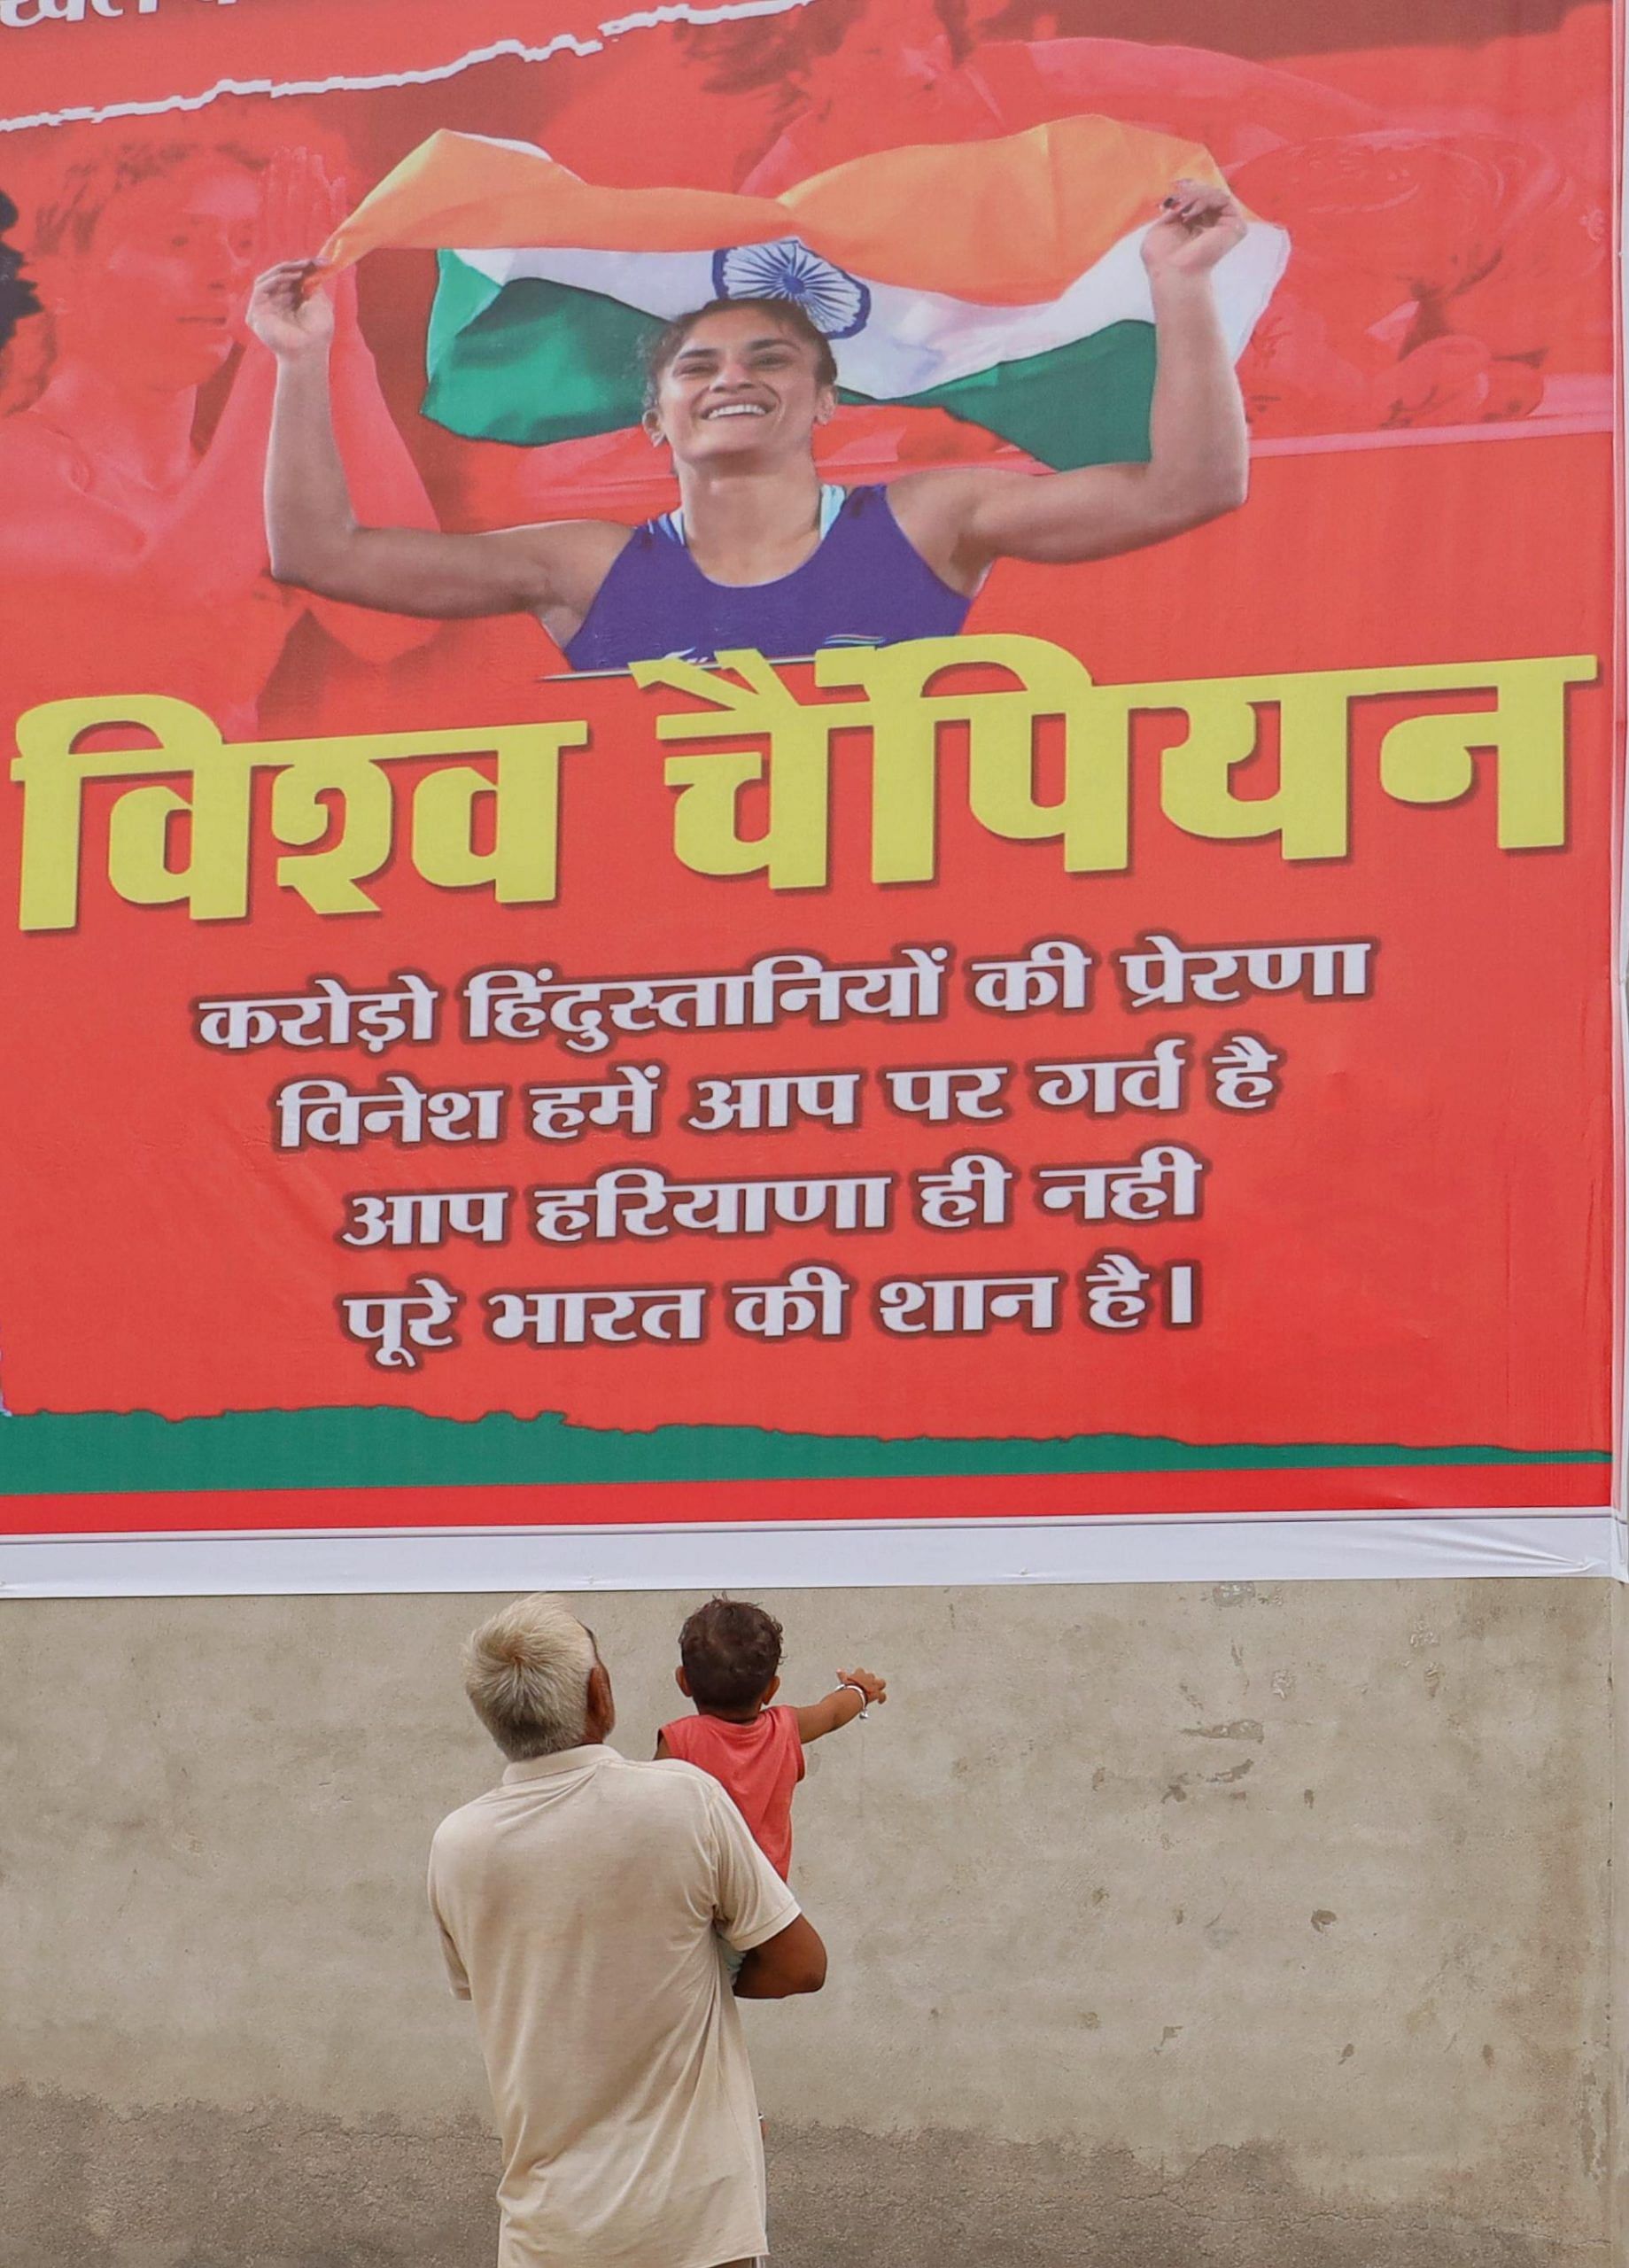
xmin=657 ymin=1597 xmax=886 ymax=1881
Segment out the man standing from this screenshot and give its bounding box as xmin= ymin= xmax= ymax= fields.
xmin=431 ymin=1594 xmax=826 ymax=2268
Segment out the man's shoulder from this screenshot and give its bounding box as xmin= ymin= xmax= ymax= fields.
xmin=645 ymin=1753 xmax=724 ymax=1793
xmin=612 ymin=1751 xmax=728 ymax=1807
xmin=429 ymin=1780 xmax=509 ymax=1852
xmin=606 ymin=1754 xmax=747 ymax=1842
xmin=431 ymin=1750 xmax=722 ymax=1826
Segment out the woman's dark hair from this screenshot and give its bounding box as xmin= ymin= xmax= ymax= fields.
xmin=642 ymin=295 xmax=839 ymax=412
xmin=679 ymin=1596 xmax=785 ymax=1710
xmin=0 ymin=191 xmax=41 ymax=357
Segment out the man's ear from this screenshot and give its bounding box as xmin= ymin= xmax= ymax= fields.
xmin=586 ymin=1660 xmax=616 ymax=1740
xmin=642 ymin=406 xmax=666 ymax=448
xmin=814 ymin=387 xmax=836 ymax=427
xmin=676 ymin=1665 xmax=692 ymax=1697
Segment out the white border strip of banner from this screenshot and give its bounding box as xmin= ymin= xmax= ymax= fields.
xmin=0 ymin=0 xmax=818 ymax=134
xmin=0 ymin=1509 xmax=1614 ymax=1597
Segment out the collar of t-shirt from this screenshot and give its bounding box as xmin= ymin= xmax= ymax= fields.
xmin=500 ymin=1744 xmax=617 ymax=1784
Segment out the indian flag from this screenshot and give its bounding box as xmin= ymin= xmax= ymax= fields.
xmin=326 ymin=120 xmax=1289 ymax=470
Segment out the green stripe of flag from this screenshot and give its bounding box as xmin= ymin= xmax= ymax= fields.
xmin=425 ymin=258 xmax=655 ymax=448
xmin=906 ymin=320 xmax=1155 ymax=468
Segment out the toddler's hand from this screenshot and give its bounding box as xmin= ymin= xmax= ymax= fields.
xmin=839 ymin=1666 xmax=887 ymax=1707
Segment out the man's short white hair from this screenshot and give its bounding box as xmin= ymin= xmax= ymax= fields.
xmin=462 ymin=1595 xmax=598 ymax=1759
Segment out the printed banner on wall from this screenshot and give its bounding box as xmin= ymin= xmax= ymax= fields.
xmin=0 ymin=0 xmax=1621 ymax=1594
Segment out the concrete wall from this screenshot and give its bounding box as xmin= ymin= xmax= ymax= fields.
xmin=0 ymin=1577 xmax=1616 ymax=2268
xmin=1610 ymin=1582 xmax=1628 ymax=2268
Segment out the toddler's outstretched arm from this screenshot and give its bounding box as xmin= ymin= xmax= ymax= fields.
xmin=795 ymin=1667 xmax=888 ymax=1744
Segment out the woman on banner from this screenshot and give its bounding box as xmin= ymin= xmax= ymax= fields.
xmin=0 ymin=133 xmax=438 ymax=732
xmin=248 ymin=179 xmax=1250 ymax=673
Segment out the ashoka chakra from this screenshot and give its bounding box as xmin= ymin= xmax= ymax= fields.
xmin=711 ymin=239 xmax=871 ymax=339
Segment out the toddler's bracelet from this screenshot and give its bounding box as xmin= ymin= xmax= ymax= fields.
xmin=839 ymin=1680 xmax=871 ymax=1720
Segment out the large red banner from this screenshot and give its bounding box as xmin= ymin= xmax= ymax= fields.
xmin=0 ymin=0 xmax=1619 ymax=1589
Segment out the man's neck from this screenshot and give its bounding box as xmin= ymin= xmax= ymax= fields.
xmin=673 ymin=458 xmax=825 ymax=586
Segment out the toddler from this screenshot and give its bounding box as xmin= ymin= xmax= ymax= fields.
xmin=656 ymin=1596 xmax=886 ymax=1879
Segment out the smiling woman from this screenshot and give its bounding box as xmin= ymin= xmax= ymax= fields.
xmin=561 ymin=296 xmax=973 ymax=669
xmin=252 ymin=173 xmax=1255 ymax=674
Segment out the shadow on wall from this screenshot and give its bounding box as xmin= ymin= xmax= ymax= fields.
xmin=0 ymin=2083 xmax=1583 ymax=2268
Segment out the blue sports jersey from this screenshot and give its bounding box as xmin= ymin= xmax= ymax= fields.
xmin=562 ymin=482 xmax=971 ymax=671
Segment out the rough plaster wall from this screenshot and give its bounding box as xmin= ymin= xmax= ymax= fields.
xmin=1612 ymin=1581 xmax=1628 ymax=2268
xmin=0 ymin=1579 xmax=1612 ymax=2268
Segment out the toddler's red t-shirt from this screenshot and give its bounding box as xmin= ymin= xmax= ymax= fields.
xmin=660 ymin=1705 xmax=805 ymax=1878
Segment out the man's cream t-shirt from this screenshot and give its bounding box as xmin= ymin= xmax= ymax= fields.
xmin=429 ymin=1744 xmax=800 ymax=2268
